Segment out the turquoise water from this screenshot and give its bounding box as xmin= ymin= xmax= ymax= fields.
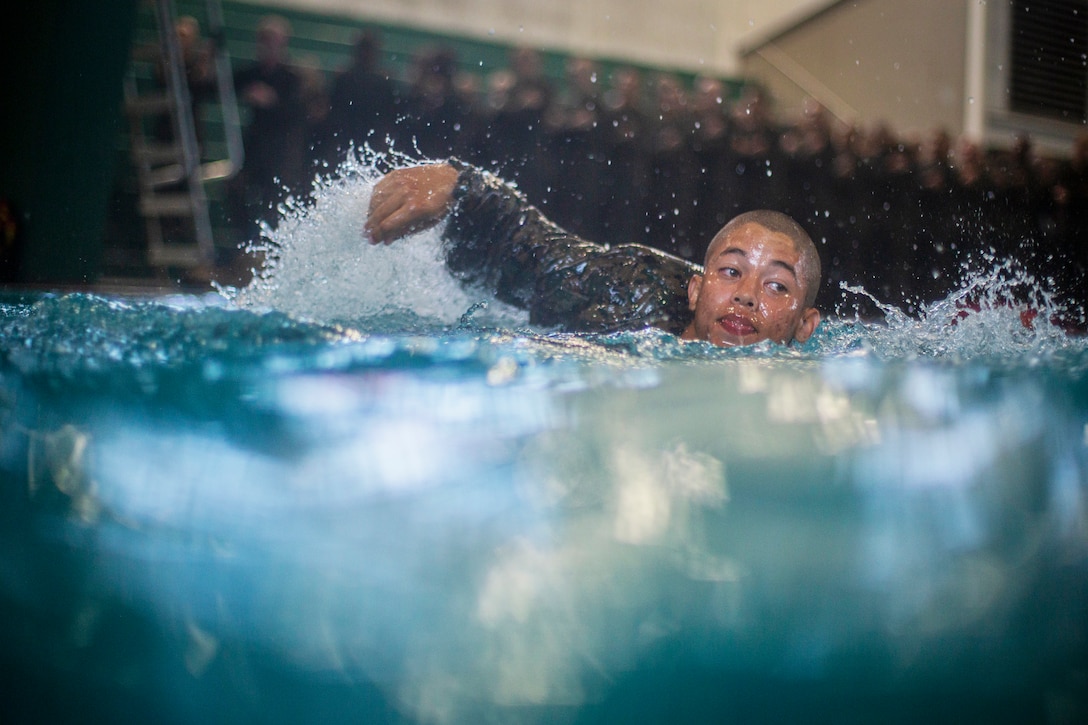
xmin=2 ymin=161 xmax=1087 ymax=723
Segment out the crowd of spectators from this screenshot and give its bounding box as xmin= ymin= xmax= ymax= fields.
xmin=219 ymin=17 xmax=1088 ymax=312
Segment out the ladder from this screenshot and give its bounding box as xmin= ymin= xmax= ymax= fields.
xmin=123 ymin=0 xmax=243 ymax=269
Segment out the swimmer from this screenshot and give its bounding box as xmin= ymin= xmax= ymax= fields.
xmin=365 ymin=161 xmax=821 ymax=347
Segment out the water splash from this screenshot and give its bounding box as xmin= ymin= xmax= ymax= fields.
xmin=227 ymin=149 xmax=527 ymax=331
xmin=829 ymin=252 xmax=1085 ymax=368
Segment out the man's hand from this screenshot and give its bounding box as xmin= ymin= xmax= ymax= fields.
xmin=364 ymin=163 xmax=459 ymax=244
xmin=242 ymin=81 xmax=278 ymax=108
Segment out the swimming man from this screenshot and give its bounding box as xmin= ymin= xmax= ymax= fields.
xmin=364 ymin=160 xmax=821 ymax=347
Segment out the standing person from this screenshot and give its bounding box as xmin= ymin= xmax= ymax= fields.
xmin=873 ymin=127 xmax=918 ymax=307
xmin=1055 ymin=133 xmax=1088 ymax=298
xmin=690 ymin=76 xmax=733 ymax=259
xmin=948 ymin=137 xmax=994 ymax=235
xmin=228 ymin=15 xmax=308 ymax=240
xmin=147 ymin=15 xmax=219 ymax=255
xmin=775 ymin=97 xmax=834 ymax=227
xmin=545 ymin=56 xmax=607 ymax=240
xmin=646 ymin=73 xmax=699 ymax=260
xmin=486 ymin=46 xmax=556 ymax=205
xmin=320 ymin=30 xmax=402 ymax=162
xmin=599 ymin=67 xmax=651 ymax=247
xmin=985 ymin=136 xmax=1039 ymax=274
xmin=723 ymin=86 xmax=778 ymax=220
xmin=912 ymin=127 xmax=957 ymax=300
xmin=154 ymin=15 xmax=216 ymax=149
xmin=401 ymin=46 xmax=474 ymax=160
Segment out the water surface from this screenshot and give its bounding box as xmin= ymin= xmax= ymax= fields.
xmin=2 ymin=160 xmax=1086 ymax=724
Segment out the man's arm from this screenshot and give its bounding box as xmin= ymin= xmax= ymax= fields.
xmin=365 ymin=160 xmax=698 ymax=334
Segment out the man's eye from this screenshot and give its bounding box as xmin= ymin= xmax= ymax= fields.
xmin=767 ymin=281 xmax=788 ymax=294
xmin=719 ymin=267 xmax=739 ymax=277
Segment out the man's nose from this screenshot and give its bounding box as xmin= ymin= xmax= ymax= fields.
xmin=733 ymin=280 xmax=757 ymax=307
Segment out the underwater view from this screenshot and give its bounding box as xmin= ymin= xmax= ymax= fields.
xmin=2 ymin=158 xmax=1087 ymax=723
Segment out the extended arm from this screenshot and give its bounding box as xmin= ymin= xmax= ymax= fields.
xmin=364 ymin=160 xmax=698 ymax=334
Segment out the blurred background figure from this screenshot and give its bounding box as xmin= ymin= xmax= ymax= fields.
xmin=320 ymin=30 xmax=401 ymax=164
xmin=227 ymin=15 xmax=307 ymax=243
xmin=1055 ymin=132 xmax=1088 ymax=291
xmin=546 ymin=56 xmax=606 ymax=239
xmin=600 ymin=67 xmax=651 ymax=246
xmin=486 ymin=46 xmax=556 ymax=204
xmin=723 ymin=84 xmax=778 ymax=220
xmin=154 ymin=15 xmax=216 ymax=149
xmin=646 ymin=73 xmax=698 ymax=259
xmin=402 ymin=45 xmax=473 ymax=160
xmin=294 ymin=54 xmax=330 ymax=171
xmin=913 ymin=127 xmax=956 ymax=299
xmin=690 ymin=76 xmax=733 ymax=254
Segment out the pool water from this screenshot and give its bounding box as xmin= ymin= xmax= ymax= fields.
xmin=1 ymin=160 xmax=1086 ymax=724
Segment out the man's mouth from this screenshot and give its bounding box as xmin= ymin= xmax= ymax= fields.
xmin=718 ymin=314 xmax=757 ymax=337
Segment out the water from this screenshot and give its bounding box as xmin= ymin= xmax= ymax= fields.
xmin=2 ymin=159 xmax=1087 ymax=723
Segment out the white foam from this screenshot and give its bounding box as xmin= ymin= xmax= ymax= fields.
xmin=835 ymin=253 xmax=1086 ymax=363
xmin=229 ymin=153 xmax=527 ymax=329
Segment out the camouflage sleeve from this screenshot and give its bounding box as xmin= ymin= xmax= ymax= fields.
xmin=443 ymin=160 xmax=698 ymax=335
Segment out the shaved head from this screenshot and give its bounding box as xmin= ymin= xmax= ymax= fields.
xmin=706 ymin=210 xmax=821 ymax=308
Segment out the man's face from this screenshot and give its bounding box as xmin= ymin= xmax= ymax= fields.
xmin=176 ymin=21 xmax=197 ymax=52
xmin=682 ymin=222 xmax=820 ymax=347
xmin=256 ymin=27 xmax=288 ymax=65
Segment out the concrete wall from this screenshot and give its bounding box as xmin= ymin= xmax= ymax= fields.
xmin=240 ymin=0 xmax=835 ymax=76
xmin=740 ymin=0 xmax=968 ymax=136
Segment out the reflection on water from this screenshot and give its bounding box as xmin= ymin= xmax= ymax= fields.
xmin=2 ymin=162 xmax=1087 ymax=723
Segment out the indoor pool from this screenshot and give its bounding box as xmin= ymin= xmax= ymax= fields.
xmin=1 ymin=160 xmax=1086 ymax=724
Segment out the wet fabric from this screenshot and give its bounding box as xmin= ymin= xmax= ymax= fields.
xmin=443 ymin=162 xmax=698 ymax=335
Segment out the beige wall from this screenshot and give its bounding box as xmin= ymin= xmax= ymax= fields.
xmin=242 ymin=0 xmax=836 ymax=75
xmin=741 ymin=0 xmax=968 ymax=136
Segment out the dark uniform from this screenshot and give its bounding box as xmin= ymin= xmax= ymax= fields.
xmin=443 ymin=161 xmax=698 ymax=335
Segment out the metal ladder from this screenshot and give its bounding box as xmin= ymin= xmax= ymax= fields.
xmin=123 ymin=0 xmax=243 ymax=269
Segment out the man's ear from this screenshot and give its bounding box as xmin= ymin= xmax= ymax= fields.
xmin=686 ymin=274 xmax=703 ymax=311
xmin=792 ymin=307 xmax=821 ymax=343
